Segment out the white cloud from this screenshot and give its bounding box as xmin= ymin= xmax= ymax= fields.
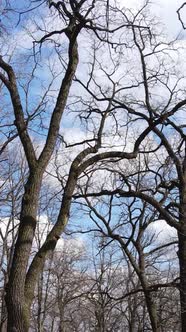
xmin=147 ymin=219 xmax=177 ymax=244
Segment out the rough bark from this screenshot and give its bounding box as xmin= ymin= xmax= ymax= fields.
xmin=5 ymin=172 xmax=43 ymax=331
xmin=4 ymin=24 xmax=80 ymax=332
xmin=178 ymin=168 xmax=186 ymax=332
xmin=178 ymin=230 xmax=186 ymax=332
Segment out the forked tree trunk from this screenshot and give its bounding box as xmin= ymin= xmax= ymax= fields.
xmin=2 ymin=13 xmax=80 ymax=328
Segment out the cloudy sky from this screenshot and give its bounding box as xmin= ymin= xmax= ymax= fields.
xmin=120 ymin=0 xmax=186 ymax=38
xmin=0 ymin=0 xmax=184 ymax=246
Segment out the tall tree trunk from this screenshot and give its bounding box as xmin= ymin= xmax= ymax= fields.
xmin=179 ymin=153 xmax=186 ymax=332
xmin=178 ymin=228 xmax=186 ymax=332
xmin=4 ymin=18 xmax=79 ymax=330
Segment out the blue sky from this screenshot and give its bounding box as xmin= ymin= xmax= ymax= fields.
xmin=0 ymin=0 xmax=184 ymax=249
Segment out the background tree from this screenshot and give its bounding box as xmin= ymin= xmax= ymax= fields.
xmin=0 ymin=147 xmax=26 ymax=331
xmin=75 ymin=188 xmax=179 ymax=331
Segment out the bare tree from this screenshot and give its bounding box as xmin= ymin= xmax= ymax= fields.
xmin=0 ymin=1 xmax=144 ymax=330
xmin=77 ymin=186 xmax=179 ymax=332
xmin=1 ymin=0 xmax=186 ymax=330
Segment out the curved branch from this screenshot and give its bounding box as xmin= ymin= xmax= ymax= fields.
xmin=0 ymin=56 xmax=37 ymax=170
xmin=74 ymin=189 xmax=180 ymax=231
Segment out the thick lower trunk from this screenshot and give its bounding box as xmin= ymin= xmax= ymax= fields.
xmin=6 ymin=300 xmax=29 ymax=332
xmin=5 ymin=173 xmax=42 ymax=332
xmin=5 ymin=214 xmax=37 ymax=332
xmin=95 ymin=307 xmax=105 ymax=332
